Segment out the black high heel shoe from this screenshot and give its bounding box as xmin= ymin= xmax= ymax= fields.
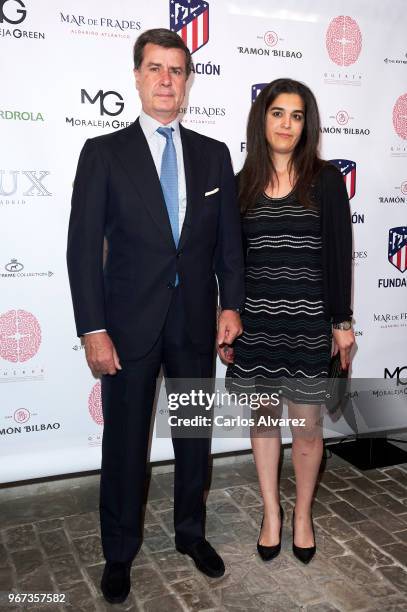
xmin=257 ymin=505 xmax=284 ymax=562
xmin=292 ymin=509 xmax=316 ymax=564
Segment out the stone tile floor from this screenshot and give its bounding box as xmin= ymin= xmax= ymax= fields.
xmin=1 ymin=449 xmax=407 ymax=611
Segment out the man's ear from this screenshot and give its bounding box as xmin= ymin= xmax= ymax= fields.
xmin=133 ymin=68 xmax=139 ymax=90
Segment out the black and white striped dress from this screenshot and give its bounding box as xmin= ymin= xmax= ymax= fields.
xmin=227 ymin=191 xmax=331 ymax=404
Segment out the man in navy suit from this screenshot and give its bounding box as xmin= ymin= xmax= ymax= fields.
xmin=67 ymin=28 xmax=245 ymax=604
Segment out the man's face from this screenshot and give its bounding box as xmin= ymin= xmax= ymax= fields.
xmin=134 ymin=43 xmax=187 ymax=123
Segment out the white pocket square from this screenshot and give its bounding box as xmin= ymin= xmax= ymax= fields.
xmin=205 ymin=187 xmax=219 ymax=197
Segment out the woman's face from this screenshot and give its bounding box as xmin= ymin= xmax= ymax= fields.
xmin=265 ymin=93 xmax=305 ymax=156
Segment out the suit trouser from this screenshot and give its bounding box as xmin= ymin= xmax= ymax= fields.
xmin=100 ymin=287 xmax=214 ymax=563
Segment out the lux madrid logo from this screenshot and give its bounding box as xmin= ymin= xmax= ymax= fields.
xmin=0 ymin=0 xmax=27 ymax=24
xmin=0 ymin=171 xmax=52 ymax=196
xmin=81 ymin=89 xmax=124 ymax=116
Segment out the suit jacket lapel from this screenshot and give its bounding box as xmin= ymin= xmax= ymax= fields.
xmin=178 ymin=124 xmax=204 ymax=251
xmin=113 ymin=119 xmax=175 ymax=248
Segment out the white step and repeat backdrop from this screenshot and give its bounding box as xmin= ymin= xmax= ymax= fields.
xmin=1 ymin=0 xmax=406 ymax=482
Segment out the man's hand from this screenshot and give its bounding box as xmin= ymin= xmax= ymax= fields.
xmin=217 ymin=310 xmax=243 ymax=347
xmin=332 ymin=328 xmax=355 ymax=370
xmin=83 ymin=331 xmax=121 ymax=376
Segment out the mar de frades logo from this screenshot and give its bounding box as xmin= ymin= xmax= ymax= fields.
xmin=388 ymin=227 xmax=407 ymax=273
xmin=170 ymin=0 xmax=209 ymax=54
xmin=393 ymin=94 xmax=407 ymax=140
xmin=0 ymin=309 xmax=41 ymax=363
xmin=59 ymin=10 xmax=141 ymax=39
xmin=326 ymin=16 xmax=362 ymax=66
xmin=88 ymin=382 xmax=103 ymax=425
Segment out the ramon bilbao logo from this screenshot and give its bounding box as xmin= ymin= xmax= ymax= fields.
xmin=237 ymin=28 xmax=303 ymax=59
xmin=170 ymin=0 xmax=209 ymax=54
xmin=89 ymin=382 xmax=103 ymax=425
xmin=1 ymin=406 xmax=60 ymax=435
xmin=326 ymin=15 xmax=362 ymax=66
xmin=321 ymin=110 xmax=370 ymax=136
xmin=379 ymin=180 xmax=407 ymax=205
xmin=14 ymin=407 xmax=30 ymax=423
xmin=0 ymin=309 xmax=41 ymax=362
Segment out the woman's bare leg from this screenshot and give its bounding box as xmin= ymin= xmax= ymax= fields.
xmin=251 ymin=400 xmax=283 ymax=545
xmin=288 ymin=401 xmax=323 ymax=547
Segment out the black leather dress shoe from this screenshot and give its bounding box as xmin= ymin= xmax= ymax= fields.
xmin=257 ymin=505 xmax=284 ymax=562
xmin=101 ymin=561 xmax=132 ymax=604
xmin=176 ymin=539 xmax=225 ymax=578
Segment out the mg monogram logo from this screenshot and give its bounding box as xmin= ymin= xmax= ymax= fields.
xmin=0 ymin=170 xmax=52 ymax=196
xmin=0 ymin=0 xmax=27 ymax=24
xmin=81 ymin=89 xmax=124 ymax=116
xmin=384 ymin=366 xmax=407 ymax=385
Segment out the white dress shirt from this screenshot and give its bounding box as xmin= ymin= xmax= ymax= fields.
xmin=85 ymin=110 xmax=187 ymax=335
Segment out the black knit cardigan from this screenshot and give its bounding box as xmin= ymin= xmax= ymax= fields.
xmin=238 ymin=162 xmax=353 ymax=324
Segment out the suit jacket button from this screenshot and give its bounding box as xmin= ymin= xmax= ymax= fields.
xmin=167 ymin=282 xmax=174 ymax=289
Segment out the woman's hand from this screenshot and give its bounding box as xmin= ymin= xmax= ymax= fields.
xmin=332 ymin=328 xmax=355 ymax=370
xmin=217 ymin=344 xmax=234 ymax=365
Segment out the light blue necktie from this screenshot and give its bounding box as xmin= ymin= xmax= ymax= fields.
xmin=157 ymin=127 xmax=179 ymax=248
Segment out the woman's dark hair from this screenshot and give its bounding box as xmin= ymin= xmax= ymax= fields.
xmin=133 ymin=28 xmax=192 ymax=77
xmin=239 ymin=78 xmax=325 ymax=213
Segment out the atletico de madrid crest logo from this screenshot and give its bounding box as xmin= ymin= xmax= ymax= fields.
xmin=329 ymin=159 xmax=357 ymax=200
xmin=170 ymin=1 xmax=209 ymax=54
xmin=251 ymin=83 xmax=268 ymax=103
xmin=388 ymin=227 xmax=407 ymax=273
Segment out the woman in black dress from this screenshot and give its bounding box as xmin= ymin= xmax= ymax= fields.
xmin=222 ymin=79 xmax=354 ymax=563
